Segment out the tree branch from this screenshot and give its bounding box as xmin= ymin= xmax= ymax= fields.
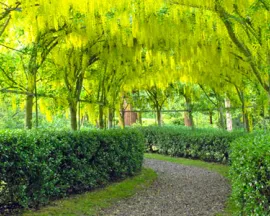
xmin=198 ymin=84 xmax=217 ymax=106
xmin=259 ymin=0 xmax=270 ymax=10
xmin=216 ymin=4 xmax=268 ymax=92
xmin=0 ymin=14 xmax=10 ymax=37
xmin=0 ymin=66 xmax=26 ymax=91
xmin=0 ymin=43 xmax=25 ymax=53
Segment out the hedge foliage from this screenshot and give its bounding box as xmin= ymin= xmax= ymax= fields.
xmin=0 ymin=129 xmax=144 ymax=208
xmin=230 ymin=133 xmax=270 ymax=215
xmin=141 ymin=126 xmax=244 ymax=163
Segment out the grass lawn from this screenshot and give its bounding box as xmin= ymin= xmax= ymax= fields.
xmin=23 ymin=168 xmax=157 ymax=216
xmin=145 ymin=153 xmax=237 ymax=216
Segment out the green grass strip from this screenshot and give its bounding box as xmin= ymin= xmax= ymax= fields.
xmin=145 ymin=153 xmax=229 ymax=177
xmin=23 ymin=168 xmax=157 ymax=216
xmin=145 ymin=153 xmax=238 ymax=216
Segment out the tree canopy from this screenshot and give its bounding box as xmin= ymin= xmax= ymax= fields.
xmin=0 ymin=0 xmax=269 ymax=130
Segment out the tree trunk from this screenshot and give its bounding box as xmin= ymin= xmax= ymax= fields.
xmin=184 ymin=112 xmax=193 ymax=127
xmin=80 ymin=114 xmax=89 ymax=127
xmin=69 ymin=100 xmax=77 ymax=131
xmin=209 ymin=111 xmax=213 ymax=125
xmin=244 ymin=112 xmax=251 ymax=133
xmin=108 ymin=108 xmax=114 ymax=129
xmin=118 ymin=96 xmax=126 ymax=129
xmin=241 ymin=103 xmax=252 ymax=132
xmin=99 ymin=105 xmax=104 ymax=129
xmin=25 ymin=94 xmax=34 ymax=129
xmin=119 ymin=109 xmax=125 ymax=129
xmin=218 ymin=106 xmax=226 ymax=129
xmin=25 ymin=72 xmax=36 ymax=129
xmin=156 ymin=107 xmax=162 ymax=126
xmin=104 ymin=115 xmax=107 ymax=129
xmin=225 ymin=98 xmax=233 ymax=131
xmin=77 ymin=101 xmax=81 ymax=130
xmin=184 ymin=96 xmax=193 ymax=128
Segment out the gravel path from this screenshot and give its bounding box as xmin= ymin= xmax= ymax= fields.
xmin=100 ymin=159 xmax=231 ymax=216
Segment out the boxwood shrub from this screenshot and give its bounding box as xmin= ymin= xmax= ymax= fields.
xmin=0 ymin=129 xmax=144 ymax=208
xmin=141 ymin=126 xmax=244 ymax=163
xmin=230 ymin=133 xmax=270 ymax=215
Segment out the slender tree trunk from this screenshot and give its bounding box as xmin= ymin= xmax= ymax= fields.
xmin=225 ymin=98 xmax=233 ymax=131
xmin=80 ymin=114 xmax=88 ymax=127
xmin=25 ymin=71 xmax=36 ymax=129
xmin=184 ymin=112 xmax=193 ymax=127
xmin=118 ymin=95 xmax=126 ymax=129
xmin=104 ymin=115 xmax=107 ymax=129
xmin=156 ymin=107 xmax=162 ymax=126
xmin=218 ymin=106 xmax=226 ymax=129
xmin=241 ymin=103 xmax=252 ymax=133
xmin=108 ymin=108 xmax=114 ymax=129
xmin=209 ymin=111 xmax=213 ymax=125
xmin=235 ymin=88 xmax=252 ymax=132
xmin=25 ymin=83 xmax=35 ymax=129
xmin=25 ymin=94 xmax=34 ymax=129
xmin=244 ymin=112 xmax=251 ymax=133
xmin=69 ymin=100 xmax=77 ymax=131
xmin=34 ymin=74 xmax=39 ymax=129
xmin=184 ymin=96 xmax=193 ymax=128
xmin=242 ymin=104 xmax=246 ymax=129
xmin=78 ymin=101 xmax=81 ymax=130
xmin=119 ymin=100 xmax=126 ymax=129
xmin=119 ymin=109 xmax=125 ymax=129
xmin=98 ymin=105 xmax=104 ymax=129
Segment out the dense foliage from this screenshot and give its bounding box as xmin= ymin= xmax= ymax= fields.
xmin=0 ymin=0 xmax=268 ymax=130
xmin=0 ymin=129 xmax=144 ymax=208
xmin=230 ymin=133 xmax=270 ymax=215
xmin=142 ymin=126 xmax=244 ymax=163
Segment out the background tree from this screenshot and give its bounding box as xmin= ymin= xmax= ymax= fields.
xmin=145 ymin=85 xmax=172 ymax=126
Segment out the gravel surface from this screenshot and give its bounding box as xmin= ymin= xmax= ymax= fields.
xmin=99 ymin=159 xmax=231 ymax=216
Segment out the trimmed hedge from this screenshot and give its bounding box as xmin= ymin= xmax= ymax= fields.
xmin=141 ymin=126 xmax=244 ymax=163
xmin=0 ymin=129 xmax=144 ymax=208
xmin=230 ymin=133 xmax=270 ymax=215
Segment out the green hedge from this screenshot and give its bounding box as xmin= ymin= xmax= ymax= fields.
xmin=0 ymin=129 xmax=144 ymax=208
xmin=230 ymin=133 xmax=270 ymax=215
xmin=141 ymin=126 xmax=244 ymax=163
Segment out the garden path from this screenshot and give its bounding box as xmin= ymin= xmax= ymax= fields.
xmin=100 ymin=159 xmax=230 ymax=216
